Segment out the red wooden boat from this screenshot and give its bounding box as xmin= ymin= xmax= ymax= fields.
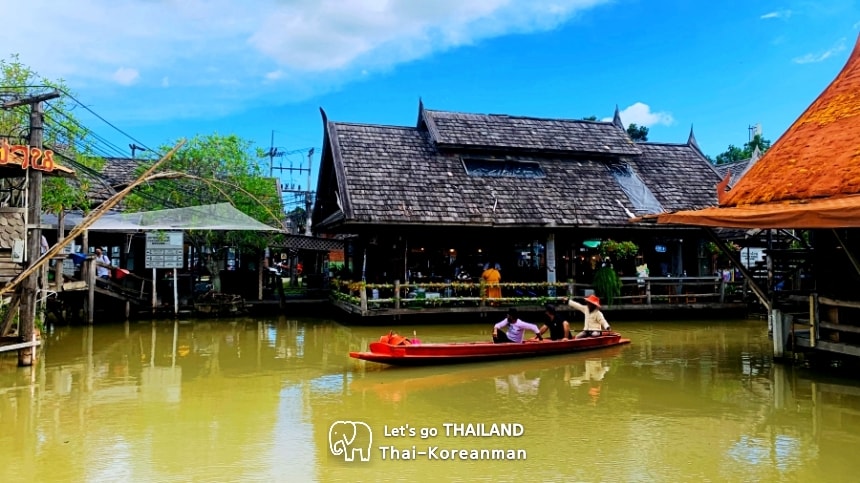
xmin=349 ymin=332 xmax=631 ymax=366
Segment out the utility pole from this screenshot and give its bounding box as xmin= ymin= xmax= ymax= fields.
xmin=269 ymin=130 xmax=275 ymax=177
xmin=2 ymin=91 xmax=60 ymax=366
xmin=305 ymin=148 xmax=314 ymax=236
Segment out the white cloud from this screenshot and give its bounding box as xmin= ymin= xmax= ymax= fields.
xmin=601 ymin=102 xmax=674 ymax=128
xmin=793 ymin=37 xmax=847 ymax=64
xmin=761 ymin=10 xmax=791 ymax=20
xmin=265 ymin=70 xmax=284 ymax=81
xmin=0 ymin=0 xmax=611 ymax=120
xmin=0 ymin=0 xmax=610 ymax=80
xmin=111 ymin=67 xmax=139 ymax=85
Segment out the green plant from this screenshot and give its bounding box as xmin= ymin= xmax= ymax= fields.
xmin=592 ymin=267 xmax=622 ymax=305
xmin=599 ymin=240 xmax=639 ymax=260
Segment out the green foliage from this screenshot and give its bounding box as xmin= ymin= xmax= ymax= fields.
xmin=627 ymin=123 xmax=649 ymax=141
xmin=599 ymin=239 xmax=639 ymax=259
xmin=713 ymin=134 xmax=772 ymax=165
xmin=592 ymin=267 xmax=622 ymax=305
xmin=581 ymin=116 xmax=598 ymax=121
xmin=1 ymin=54 xmax=104 ymax=213
xmin=125 ymin=133 xmax=282 ymax=251
xmin=789 ymin=230 xmax=811 ymax=250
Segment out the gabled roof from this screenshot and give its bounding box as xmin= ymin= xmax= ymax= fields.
xmin=722 ymin=35 xmax=860 ymax=207
xmin=713 ymin=147 xmax=762 ymax=188
xmin=314 ymin=103 xmax=721 ymax=231
xmin=419 ymin=104 xmax=642 ymax=156
xmin=101 ymin=157 xmax=146 ymax=186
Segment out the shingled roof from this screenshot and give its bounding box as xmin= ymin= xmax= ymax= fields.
xmin=722 ymin=35 xmax=860 ymax=206
xmin=420 ymin=104 xmax=642 ymax=156
xmin=314 ymin=103 xmax=721 ymax=231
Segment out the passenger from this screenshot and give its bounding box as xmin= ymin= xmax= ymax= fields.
xmin=563 ymin=294 xmax=611 ymax=339
xmin=493 ymin=307 xmax=542 ymax=344
xmin=533 ymin=303 xmax=571 ymax=340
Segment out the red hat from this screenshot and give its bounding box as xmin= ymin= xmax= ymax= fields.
xmin=584 ymin=294 xmax=601 ymax=308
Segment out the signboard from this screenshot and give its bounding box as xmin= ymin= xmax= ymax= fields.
xmin=145 ymin=231 xmax=184 ymax=269
xmin=739 ymin=247 xmax=766 ymax=268
xmin=0 ymin=141 xmax=56 ymax=172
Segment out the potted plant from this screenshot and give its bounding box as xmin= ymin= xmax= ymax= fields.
xmin=592 ymin=266 xmax=622 ymax=305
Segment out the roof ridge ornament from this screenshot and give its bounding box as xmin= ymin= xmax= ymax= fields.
xmin=687 ymin=124 xmax=699 ymax=148
xmin=612 ymin=105 xmax=623 ymax=129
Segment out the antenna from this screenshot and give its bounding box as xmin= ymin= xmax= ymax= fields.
xmin=129 ymin=143 xmax=146 ymax=158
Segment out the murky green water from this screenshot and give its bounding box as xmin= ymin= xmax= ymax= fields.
xmin=1 ymin=316 xmax=859 ymax=482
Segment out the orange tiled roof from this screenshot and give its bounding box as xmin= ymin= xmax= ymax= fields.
xmin=722 ymin=35 xmax=860 ymax=207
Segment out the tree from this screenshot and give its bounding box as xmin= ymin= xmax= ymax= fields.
xmin=0 ymin=54 xmax=103 ymax=214
xmin=125 ymin=134 xmax=282 ymax=291
xmin=626 ymin=123 xmax=648 ymax=141
xmin=712 ymin=133 xmax=772 ymax=165
xmin=582 ymin=116 xmax=598 ymax=121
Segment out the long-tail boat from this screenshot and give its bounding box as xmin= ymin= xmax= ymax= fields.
xmin=349 ymin=332 xmax=630 ymax=366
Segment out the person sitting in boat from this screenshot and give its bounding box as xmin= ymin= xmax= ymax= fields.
xmin=532 ymin=303 xmax=571 ymax=341
xmin=493 ymin=307 xmax=542 ymax=343
xmin=563 ymin=294 xmax=611 ymax=339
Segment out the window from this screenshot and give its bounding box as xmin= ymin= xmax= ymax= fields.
xmin=462 ymin=157 xmax=545 ymax=178
xmin=606 ymin=162 xmax=664 ymax=214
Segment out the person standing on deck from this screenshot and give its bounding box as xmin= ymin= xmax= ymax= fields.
xmin=563 ymin=294 xmax=611 ymax=338
xmin=94 ymin=247 xmax=112 ymax=280
xmin=493 ymin=307 xmax=542 ymax=343
xmin=482 ymin=262 xmax=502 ymax=304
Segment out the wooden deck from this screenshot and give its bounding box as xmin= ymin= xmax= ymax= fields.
xmin=329 ymin=276 xmax=750 ymax=319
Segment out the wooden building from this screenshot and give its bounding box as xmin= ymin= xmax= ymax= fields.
xmin=656 ymin=34 xmax=860 ymax=360
xmin=311 ymin=102 xmax=742 ymax=315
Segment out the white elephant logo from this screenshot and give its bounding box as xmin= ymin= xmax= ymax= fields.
xmin=329 ymin=420 xmax=373 ymax=462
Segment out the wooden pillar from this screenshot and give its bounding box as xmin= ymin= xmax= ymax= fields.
xmin=394 ymin=280 xmax=401 ymax=309
xmin=546 ymin=233 xmax=556 ymax=297
xmin=173 ymin=268 xmax=178 ymax=316
xmin=151 ymin=268 xmax=157 ymax=315
xmin=257 ymin=253 xmax=264 ymax=301
xmin=19 ymin=102 xmax=45 ymax=366
xmin=125 ymin=300 xmax=131 ymax=320
xmin=87 ymin=257 xmax=95 ymax=324
xmin=772 ymin=308 xmax=785 ymax=359
xmin=646 ymin=279 xmax=652 ymax=305
xmin=360 ymin=285 xmax=368 ymax=315
xmin=54 ymin=211 xmax=65 ymax=292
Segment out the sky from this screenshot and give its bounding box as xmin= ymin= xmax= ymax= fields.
xmin=2 ymin=0 xmax=859 ymax=193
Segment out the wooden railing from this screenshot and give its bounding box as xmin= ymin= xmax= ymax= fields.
xmin=330 ymin=276 xmax=744 ymax=314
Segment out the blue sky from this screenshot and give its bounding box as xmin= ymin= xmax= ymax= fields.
xmin=3 ymin=0 xmax=859 ymax=191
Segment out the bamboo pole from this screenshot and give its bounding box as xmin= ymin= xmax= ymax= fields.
xmin=0 ymin=140 xmax=186 ymax=298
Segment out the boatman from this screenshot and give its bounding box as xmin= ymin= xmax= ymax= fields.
xmin=493 ymin=307 xmax=542 ymax=343
xmin=564 ymin=294 xmax=611 ymax=339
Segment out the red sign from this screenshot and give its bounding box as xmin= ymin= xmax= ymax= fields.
xmin=0 ymin=141 xmax=56 ymax=172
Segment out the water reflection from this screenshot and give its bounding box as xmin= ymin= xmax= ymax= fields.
xmin=0 ymin=318 xmax=859 ymax=482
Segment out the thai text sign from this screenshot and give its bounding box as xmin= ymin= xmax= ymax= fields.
xmin=145 ymin=231 xmax=184 ymax=269
xmin=0 ymin=141 xmax=56 ymax=172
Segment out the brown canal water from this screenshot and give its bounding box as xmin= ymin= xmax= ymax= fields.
xmin=1 ymin=316 xmax=859 ymax=482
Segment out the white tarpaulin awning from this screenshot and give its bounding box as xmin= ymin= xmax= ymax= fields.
xmin=42 ymin=203 xmax=283 ymax=232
